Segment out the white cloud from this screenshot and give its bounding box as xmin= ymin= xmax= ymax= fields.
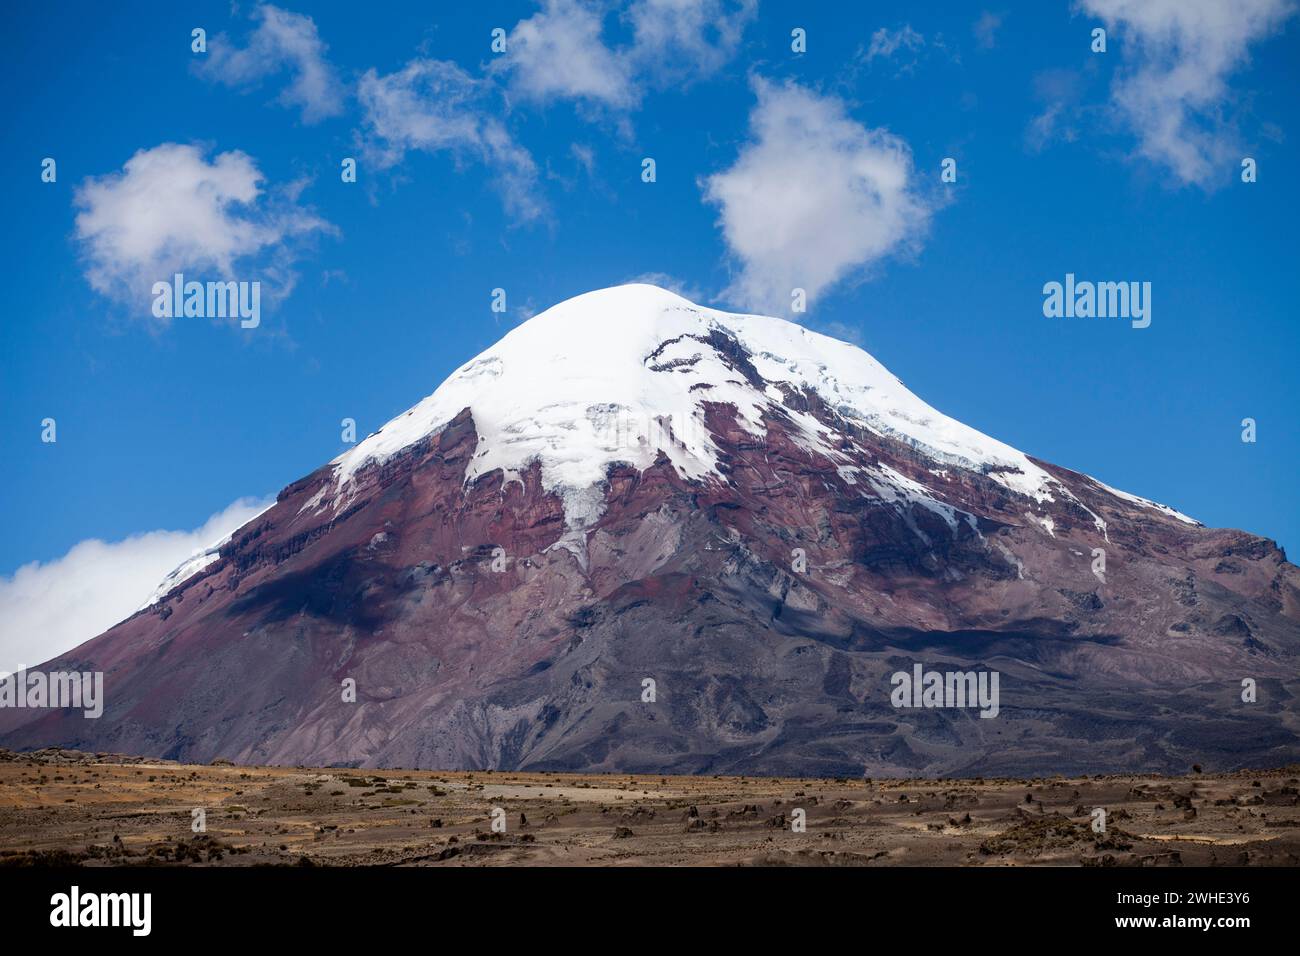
xmin=196 ymin=3 xmax=345 ymax=124
xmin=865 ymin=25 xmax=925 ymax=62
xmin=1079 ymin=0 xmax=1296 ymax=186
xmin=73 ymin=143 xmax=333 ymax=313
xmin=702 ymin=78 xmax=935 ymax=315
xmin=357 ymin=59 xmax=544 ymax=222
xmin=493 ymin=0 xmax=755 ymax=108
xmin=0 ymin=497 xmax=273 ymax=674
xmin=357 ymin=1 xmax=753 ymax=214
xmin=628 ymin=0 xmax=758 ymax=85
xmin=495 ymin=0 xmax=637 ymax=107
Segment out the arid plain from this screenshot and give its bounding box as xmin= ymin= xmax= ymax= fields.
xmin=1 ymin=749 xmax=1297 ymax=866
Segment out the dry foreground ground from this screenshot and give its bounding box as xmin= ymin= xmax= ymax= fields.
xmin=1 ymin=749 xmax=1298 ymax=867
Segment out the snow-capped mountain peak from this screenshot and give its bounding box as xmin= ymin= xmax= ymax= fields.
xmin=330 ymin=283 xmax=1077 ymax=528
xmin=21 ymin=287 xmax=1293 ymax=780
xmin=146 ymin=283 xmax=1196 ymax=609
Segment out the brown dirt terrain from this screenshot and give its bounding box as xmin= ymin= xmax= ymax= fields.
xmin=1 ymin=749 xmax=1298 ymax=867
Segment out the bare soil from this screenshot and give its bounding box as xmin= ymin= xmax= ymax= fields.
xmin=2 ymin=749 xmax=1297 ymax=867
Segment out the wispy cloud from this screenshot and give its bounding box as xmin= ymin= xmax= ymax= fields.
xmin=865 ymin=24 xmax=925 ymax=63
xmin=702 ymin=78 xmax=936 ymax=315
xmin=491 ymin=0 xmax=756 ymax=110
xmin=627 ymin=0 xmax=758 ymax=87
xmin=569 ymin=143 xmax=597 ymax=177
xmin=356 ymin=59 xmax=545 ymax=222
xmin=973 ymin=10 xmax=1006 ymax=50
xmin=195 ymin=3 xmax=345 ymax=124
xmin=853 ymin=22 xmax=959 ymax=78
xmin=354 ymin=0 xmax=754 ymax=217
xmin=1025 ymin=66 xmax=1097 ymax=151
xmin=0 ymin=497 xmax=273 ymax=674
xmin=1079 ymin=0 xmax=1296 ymax=187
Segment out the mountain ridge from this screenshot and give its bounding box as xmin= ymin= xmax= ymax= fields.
xmin=3 ymin=284 xmax=1296 ymax=776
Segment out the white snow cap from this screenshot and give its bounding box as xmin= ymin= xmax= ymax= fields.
xmin=137 ymin=499 xmax=275 ymax=611
xmin=331 ymin=283 xmax=1194 ymax=528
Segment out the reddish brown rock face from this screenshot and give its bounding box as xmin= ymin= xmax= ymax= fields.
xmin=3 ymin=324 xmax=1297 ymax=777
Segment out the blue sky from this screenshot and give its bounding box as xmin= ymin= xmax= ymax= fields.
xmin=1 ymin=1 xmax=1297 ymax=665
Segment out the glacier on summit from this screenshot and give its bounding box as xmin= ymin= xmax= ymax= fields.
xmin=330 ymin=284 xmax=1190 ymax=528
xmin=150 ymin=283 xmax=1195 ymax=602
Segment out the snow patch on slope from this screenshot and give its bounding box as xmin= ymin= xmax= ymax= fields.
xmin=137 ymin=500 xmax=274 ymax=610
xmin=1090 ymin=477 xmax=1200 ymax=526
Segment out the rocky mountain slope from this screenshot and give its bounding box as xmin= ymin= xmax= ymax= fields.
xmin=3 ymin=285 xmax=1297 ymax=776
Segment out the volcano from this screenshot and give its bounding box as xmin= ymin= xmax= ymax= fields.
xmin=4 ymin=284 xmax=1297 ymax=776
